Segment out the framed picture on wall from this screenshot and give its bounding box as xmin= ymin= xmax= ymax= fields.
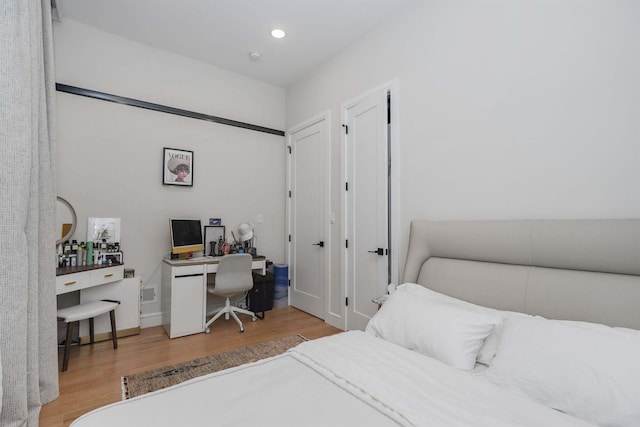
xmin=163 ymin=147 xmax=193 ymax=186
xmin=204 ymin=225 xmax=225 ymax=256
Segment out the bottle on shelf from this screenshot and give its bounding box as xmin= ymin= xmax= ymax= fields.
xmin=217 ymin=237 xmax=224 ymax=256
xmin=63 ymin=241 xmax=71 ymax=267
xmin=86 ymin=241 xmax=93 ymax=266
xmin=77 ymin=243 xmax=84 ymax=267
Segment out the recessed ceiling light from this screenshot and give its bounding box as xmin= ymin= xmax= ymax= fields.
xmin=249 ymin=52 xmax=262 ymax=61
xmin=271 ymin=28 xmax=286 ymax=39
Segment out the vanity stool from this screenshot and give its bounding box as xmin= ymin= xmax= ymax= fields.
xmin=57 ymin=299 xmax=120 ymax=372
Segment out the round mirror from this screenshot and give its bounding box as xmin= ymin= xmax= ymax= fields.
xmin=56 ymin=196 xmax=77 ymax=246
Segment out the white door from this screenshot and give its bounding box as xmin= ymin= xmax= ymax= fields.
xmin=287 ymin=116 xmax=329 ymax=319
xmin=344 ymin=87 xmax=390 ymax=331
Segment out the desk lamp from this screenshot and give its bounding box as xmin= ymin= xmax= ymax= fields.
xmin=238 ymin=222 xmax=255 ymax=254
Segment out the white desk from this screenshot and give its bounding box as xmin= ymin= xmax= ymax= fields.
xmin=161 ymin=256 xmax=266 ymax=339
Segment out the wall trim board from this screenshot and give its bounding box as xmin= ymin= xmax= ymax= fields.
xmin=55 ymin=83 xmax=285 ymax=137
xmin=140 ymin=312 xmax=162 ymax=329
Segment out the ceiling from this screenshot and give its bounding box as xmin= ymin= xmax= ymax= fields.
xmin=56 ymin=0 xmax=416 ymax=88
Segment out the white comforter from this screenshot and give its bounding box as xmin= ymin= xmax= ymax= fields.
xmin=72 ymin=331 xmax=593 ymax=426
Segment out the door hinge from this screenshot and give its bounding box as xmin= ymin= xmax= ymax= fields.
xmin=288 ymin=235 xmax=291 ymax=242
xmin=288 ymin=279 xmax=291 ymax=287
xmin=345 ymin=182 xmax=349 ymax=191
xmin=288 ymin=145 xmax=292 ymax=154
xmin=342 ymin=124 xmax=348 ymax=134
xmin=289 ymin=190 xmax=292 ymax=198
xmin=345 ymin=297 xmax=349 ymax=306
xmin=346 ymin=239 xmax=348 ymax=248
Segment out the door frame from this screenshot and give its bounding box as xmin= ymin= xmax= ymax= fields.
xmin=340 ymin=79 xmax=400 ymax=329
xmin=286 ymin=110 xmax=332 ymax=318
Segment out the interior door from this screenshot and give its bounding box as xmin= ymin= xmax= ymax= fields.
xmin=344 ymin=88 xmax=389 ymax=331
xmin=288 ymin=117 xmax=328 ymax=319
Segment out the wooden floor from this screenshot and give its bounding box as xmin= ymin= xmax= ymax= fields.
xmin=39 ymin=307 xmax=342 ymax=427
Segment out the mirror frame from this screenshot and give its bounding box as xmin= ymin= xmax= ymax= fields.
xmin=56 ymin=196 xmax=77 ymax=246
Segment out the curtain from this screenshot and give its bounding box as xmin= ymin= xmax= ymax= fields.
xmin=1 ymin=0 xmax=59 ymax=425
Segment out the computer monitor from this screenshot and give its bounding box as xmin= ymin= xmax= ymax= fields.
xmin=169 ymin=218 xmax=204 ymax=255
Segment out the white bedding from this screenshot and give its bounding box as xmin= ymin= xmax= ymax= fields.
xmin=72 ymin=331 xmax=593 ymax=427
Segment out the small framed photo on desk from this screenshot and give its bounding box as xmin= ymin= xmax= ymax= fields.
xmin=87 ymin=217 xmax=120 ymax=244
xmin=204 ymin=226 xmax=225 ymax=256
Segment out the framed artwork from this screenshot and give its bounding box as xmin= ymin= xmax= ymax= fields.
xmin=204 ymin=225 xmax=225 ymax=256
xmin=163 ymin=147 xmax=193 ymax=186
xmin=87 ymin=217 xmax=121 ymax=244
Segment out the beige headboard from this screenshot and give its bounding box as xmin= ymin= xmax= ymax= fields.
xmin=402 ymin=220 xmax=640 ymax=329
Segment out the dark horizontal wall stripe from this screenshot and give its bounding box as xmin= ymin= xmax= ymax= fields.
xmin=55 ymin=83 xmax=285 ymax=137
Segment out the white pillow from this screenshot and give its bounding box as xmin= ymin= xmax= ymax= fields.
xmin=483 ymin=315 xmax=640 ymax=427
xmin=365 ymin=286 xmax=499 ymax=371
xmin=394 ymin=283 xmax=506 ymax=365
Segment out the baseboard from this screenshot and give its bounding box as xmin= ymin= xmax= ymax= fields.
xmin=140 ymin=312 xmax=163 ymax=329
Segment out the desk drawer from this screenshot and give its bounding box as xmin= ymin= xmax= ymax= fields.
xmin=56 ymin=271 xmax=91 ymax=294
xmin=175 ymin=264 xmax=205 ymax=277
xmin=90 ymin=265 xmax=124 ymax=286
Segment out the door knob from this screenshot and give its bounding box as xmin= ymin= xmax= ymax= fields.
xmin=368 ymin=248 xmax=384 ymax=255
xmin=313 ymin=241 xmax=325 ymax=248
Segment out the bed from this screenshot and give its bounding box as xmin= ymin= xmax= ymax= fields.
xmin=72 ymin=219 xmax=640 ymax=426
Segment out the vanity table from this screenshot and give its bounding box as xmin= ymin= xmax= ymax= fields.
xmin=161 ymin=256 xmax=266 ymax=339
xmin=56 ymin=263 xmax=140 ymax=343
xmin=54 ymin=198 xmax=139 ymax=343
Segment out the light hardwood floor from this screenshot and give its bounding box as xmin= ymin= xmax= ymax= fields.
xmin=40 ymin=307 xmax=342 ymax=427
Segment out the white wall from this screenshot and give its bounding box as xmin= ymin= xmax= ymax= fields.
xmin=54 ymin=20 xmax=286 ymax=325
xmin=287 ymin=0 xmax=640 ymax=296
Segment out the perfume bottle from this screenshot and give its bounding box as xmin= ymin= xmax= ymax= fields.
xmin=217 ymin=237 xmax=224 ymax=256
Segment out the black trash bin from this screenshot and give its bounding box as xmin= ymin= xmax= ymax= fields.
xmin=249 ymin=270 xmax=274 ymax=319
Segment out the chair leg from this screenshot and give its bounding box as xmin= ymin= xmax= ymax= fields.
xmin=204 ymin=303 xmax=229 ymax=332
xmin=62 ymin=321 xmax=76 ymax=372
xmin=109 ymin=309 xmax=118 ymax=349
xmin=89 ymin=317 xmax=95 ymax=344
xmin=205 ymin=298 xmax=255 ymax=333
xmin=229 ymin=309 xmax=244 ymax=332
xmin=232 ymin=306 xmax=256 ymax=318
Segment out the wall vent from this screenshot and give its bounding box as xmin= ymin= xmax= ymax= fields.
xmin=141 ymin=287 xmax=157 ymax=304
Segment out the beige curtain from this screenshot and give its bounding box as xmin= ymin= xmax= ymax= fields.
xmin=1 ymin=0 xmax=60 ymax=425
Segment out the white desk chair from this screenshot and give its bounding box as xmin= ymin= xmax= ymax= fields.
xmin=205 ymin=254 xmax=257 ymax=333
xmin=57 ymin=299 xmax=120 ymax=372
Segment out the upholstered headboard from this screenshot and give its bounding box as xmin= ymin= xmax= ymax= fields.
xmin=402 ymin=220 xmax=640 ymax=329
